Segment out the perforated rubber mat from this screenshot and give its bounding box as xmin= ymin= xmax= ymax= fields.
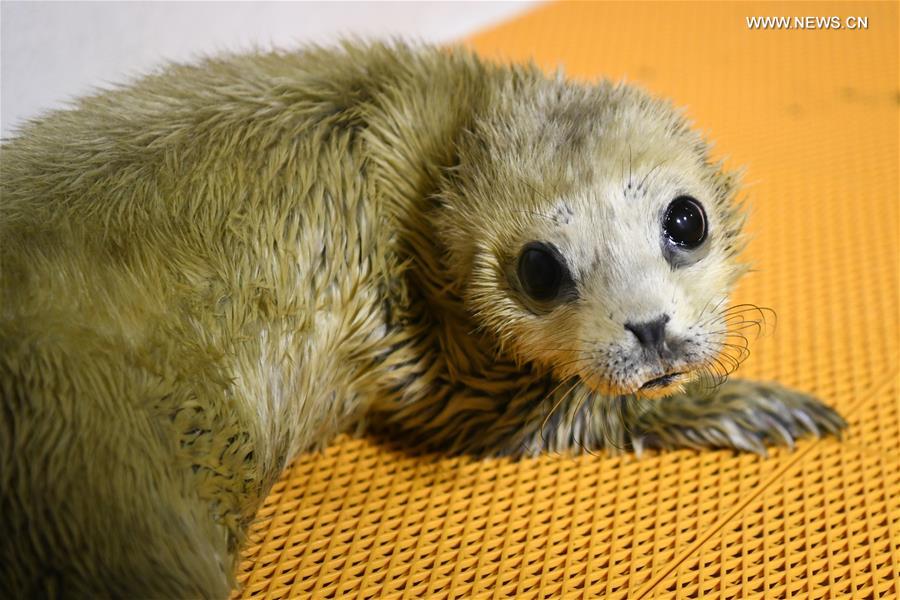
xmin=233 ymin=2 xmax=899 ymax=598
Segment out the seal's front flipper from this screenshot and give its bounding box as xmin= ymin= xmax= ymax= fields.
xmin=631 ymin=380 xmax=847 ymax=456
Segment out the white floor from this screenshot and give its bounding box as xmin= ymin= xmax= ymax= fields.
xmin=0 ymin=1 xmax=537 ymax=137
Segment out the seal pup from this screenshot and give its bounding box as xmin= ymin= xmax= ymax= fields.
xmin=0 ymin=41 xmax=845 ymax=597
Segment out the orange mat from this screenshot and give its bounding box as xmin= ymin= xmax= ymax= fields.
xmin=234 ymin=2 xmax=899 ymax=598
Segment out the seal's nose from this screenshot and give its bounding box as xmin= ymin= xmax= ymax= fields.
xmin=624 ymin=315 xmax=670 ymax=351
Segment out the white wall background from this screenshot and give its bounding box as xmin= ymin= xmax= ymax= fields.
xmin=1 ymin=1 xmax=538 ymax=137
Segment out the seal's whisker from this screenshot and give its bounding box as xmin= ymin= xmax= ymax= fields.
xmin=539 ymin=378 xmax=581 ymax=449
xmin=552 ymin=356 xmax=597 ymax=371
xmin=694 ymin=364 xmax=723 ymax=393
xmin=638 ymin=159 xmax=668 ymax=191
xmin=512 ymin=173 xmax=560 ymax=210
xmin=718 ymin=352 xmax=744 ymax=374
xmin=696 ymin=295 xmax=726 ymax=323
xmin=574 ymin=435 xmax=601 ymax=457
xmin=727 ymin=322 xmax=765 ymax=336
xmin=718 ymin=331 xmax=752 ymax=348
xmin=723 ymin=303 xmax=776 ymax=318
xmin=529 ymin=347 xmax=592 ymax=355
xmin=721 ymin=304 xmax=777 ymax=333
xmin=710 ymin=312 xmax=762 ymax=325
xmin=719 ymin=352 xmax=744 ymax=375
xmin=719 ymin=342 xmax=751 ymax=360
xmin=510 ymin=210 xmax=559 ymax=223
xmin=704 ymin=327 xmax=757 ymax=338
xmin=695 ymin=301 xmax=774 ymax=333
xmin=699 ymin=317 xmax=764 ymax=340
xmin=708 ymin=354 xmax=735 ymax=379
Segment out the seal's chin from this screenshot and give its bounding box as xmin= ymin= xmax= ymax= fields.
xmin=641 ymin=371 xmax=684 ymax=390
xmin=636 ymin=371 xmax=686 ymax=398
xmin=581 ymin=369 xmax=689 ymax=398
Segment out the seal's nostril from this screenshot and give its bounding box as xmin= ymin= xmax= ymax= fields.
xmin=625 ymin=314 xmax=669 ymax=350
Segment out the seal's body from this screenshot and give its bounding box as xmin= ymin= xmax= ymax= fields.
xmin=0 ymin=43 xmax=844 ymax=597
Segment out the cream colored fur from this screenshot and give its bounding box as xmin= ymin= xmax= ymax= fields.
xmin=0 ymin=42 xmax=844 ymax=597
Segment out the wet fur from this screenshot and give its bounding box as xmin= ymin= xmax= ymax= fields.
xmin=0 ymin=42 xmax=845 ymax=597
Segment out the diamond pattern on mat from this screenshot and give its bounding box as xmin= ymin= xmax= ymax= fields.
xmin=647 ymin=384 xmax=900 ymax=600
xmin=232 ymin=1 xmax=899 ymax=597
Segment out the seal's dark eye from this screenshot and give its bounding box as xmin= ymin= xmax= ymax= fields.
xmin=517 ymin=242 xmax=564 ymax=302
xmin=663 ymin=196 xmax=707 ymax=249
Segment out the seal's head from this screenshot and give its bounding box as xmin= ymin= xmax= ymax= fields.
xmin=436 ymin=76 xmax=749 ymax=397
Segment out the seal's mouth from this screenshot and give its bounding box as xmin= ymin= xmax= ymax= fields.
xmin=640 ymin=371 xmax=684 ymax=390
